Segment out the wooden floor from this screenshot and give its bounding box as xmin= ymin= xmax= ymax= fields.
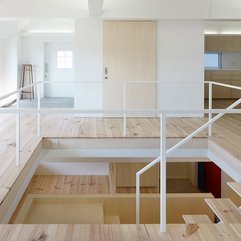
xmin=0 ymin=223 xmax=241 ymax=241
xmin=22 ymin=175 xmax=159 ymax=195
xmin=0 ymin=113 xmax=210 ymax=205
xmin=0 ymin=100 xmax=241 ymax=239
xmin=0 ymin=100 xmax=241 ymax=205
xmin=28 ymin=175 xmax=111 ymax=194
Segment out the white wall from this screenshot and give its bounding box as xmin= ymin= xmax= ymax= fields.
xmin=3 ymin=35 xmax=18 ymax=93
xmin=36 ymin=162 xmax=109 ymax=175
xmin=0 ymin=35 xmax=19 ymax=105
xmin=0 ymin=40 xmax=4 ymax=95
xmin=157 ymin=20 xmax=204 ymax=116
xmin=74 ymin=19 xmax=205 ymax=116
xmin=103 ymin=0 xmax=210 ymax=19
xmin=211 ymin=0 xmax=241 ymax=19
xmin=21 ymin=36 xmax=45 ymax=87
xmin=74 ymin=19 xmax=102 ymax=112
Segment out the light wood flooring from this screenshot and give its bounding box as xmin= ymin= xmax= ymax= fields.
xmin=0 ymin=114 xmax=209 ymax=205
xmin=9 ymin=174 xmax=159 ymax=223
xmin=0 ymin=100 xmax=241 ymax=205
xmin=22 ymin=175 xmax=159 ymax=195
xmin=0 ymin=100 xmax=241 ymax=240
xmin=0 ymin=224 xmax=241 ymax=241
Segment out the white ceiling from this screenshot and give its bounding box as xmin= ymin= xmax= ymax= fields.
xmin=1 ymin=19 xmax=241 ymax=40
xmin=0 ymin=1 xmax=241 ymax=39
xmin=21 ymin=20 xmax=75 ymax=34
xmin=0 ymin=0 xmax=89 ymax=18
xmin=0 ymin=20 xmax=29 ymax=39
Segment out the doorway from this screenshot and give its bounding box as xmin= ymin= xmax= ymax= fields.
xmin=44 ymin=43 xmax=74 ymax=98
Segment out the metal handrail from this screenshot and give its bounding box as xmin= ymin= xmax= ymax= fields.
xmin=135 ymin=98 xmax=241 ymax=225
xmin=1 ymin=108 xmax=241 ymax=114
xmin=1 ymin=80 xmax=241 ymax=103
xmin=0 ymin=81 xmax=41 ymax=101
xmin=0 ymin=80 xmax=159 ymax=102
xmin=135 ymin=82 xmax=241 ymax=232
xmin=166 ymin=98 xmax=241 ymax=155
xmin=1 ymin=79 xmax=241 ymax=232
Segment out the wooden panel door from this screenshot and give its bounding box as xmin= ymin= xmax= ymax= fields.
xmin=103 ymin=21 xmax=157 ymax=113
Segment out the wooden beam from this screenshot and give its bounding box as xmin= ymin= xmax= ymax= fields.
xmin=88 ymin=0 xmax=104 ymax=16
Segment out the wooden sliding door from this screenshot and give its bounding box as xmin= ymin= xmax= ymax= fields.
xmin=103 ymin=21 xmax=157 ymax=113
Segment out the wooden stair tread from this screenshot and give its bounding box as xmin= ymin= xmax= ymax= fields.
xmin=183 ymin=215 xmax=212 ymax=224
xmin=205 ymin=198 xmax=241 ymax=223
xmin=228 ymin=182 xmax=241 ymax=197
xmin=104 ymin=215 xmax=121 ymax=224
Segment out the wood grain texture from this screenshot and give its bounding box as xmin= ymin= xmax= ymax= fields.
xmin=205 ymin=198 xmax=241 ymax=223
xmin=24 ymin=202 xmax=105 ymax=224
xmin=13 ymin=193 xmax=214 ymax=225
xmin=228 ymin=182 xmax=241 ymax=197
xmin=0 ymin=224 xmax=241 ymax=241
xmin=0 ymin=114 xmax=208 ymax=206
xmin=116 ymin=163 xmax=158 ymax=187
xmin=205 ymin=70 xmax=241 ymax=99
xmin=0 ymin=100 xmax=241 ymax=221
xmin=182 ymin=215 xmax=212 ymax=224
xmin=29 ymin=175 xmax=111 ymax=194
xmin=103 ymin=20 xmax=157 ymax=111
xmin=205 ymin=36 xmax=241 ymax=52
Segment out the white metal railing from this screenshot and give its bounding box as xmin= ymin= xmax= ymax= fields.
xmin=135 ymin=81 xmax=241 ymax=232
xmin=0 ymin=80 xmax=241 ymax=232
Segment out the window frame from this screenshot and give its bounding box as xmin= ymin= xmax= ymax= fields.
xmin=57 ymin=51 xmax=73 ymax=69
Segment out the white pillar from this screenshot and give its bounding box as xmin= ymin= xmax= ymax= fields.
xmin=136 ymin=174 xmax=140 ymax=224
xmin=16 ymin=92 xmax=20 ymax=166
xmin=208 ymin=82 xmax=213 ymax=136
xmin=123 ymin=81 xmax=127 ymax=136
xmin=37 ymin=82 xmax=41 ymax=136
xmin=157 ymin=20 xmax=204 ymax=116
xmin=160 ymin=113 xmax=166 ymax=232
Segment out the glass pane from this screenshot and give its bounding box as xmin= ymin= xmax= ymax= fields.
xmin=57 ymin=51 xmax=73 ymax=69
xmin=205 ymin=53 xmax=220 ymax=68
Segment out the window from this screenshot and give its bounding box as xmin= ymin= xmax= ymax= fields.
xmin=204 ymin=53 xmax=222 ymax=69
xmin=57 ymin=51 xmax=73 ymax=69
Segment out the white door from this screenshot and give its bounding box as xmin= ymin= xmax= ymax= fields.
xmin=44 ymin=43 xmax=74 ymax=97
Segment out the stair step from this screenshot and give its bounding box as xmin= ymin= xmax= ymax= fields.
xmin=182 ymin=215 xmax=212 ymax=224
xmin=205 ymin=198 xmax=241 ymax=223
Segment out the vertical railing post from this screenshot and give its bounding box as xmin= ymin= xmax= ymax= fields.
xmin=37 ymin=82 xmax=41 ymax=136
xmin=160 ymin=112 xmax=166 ymax=232
xmin=123 ymin=81 xmax=127 ymax=137
xmin=208 ymin=82 xmax=213 ymax=136
xmin=16 ymin=92 xmax=20 ymax=166
xmin=136 ymin=173 xmax=140 ymax=224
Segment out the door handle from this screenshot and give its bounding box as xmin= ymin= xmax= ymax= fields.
xmin=104 ymin=67 xmax=108 ymax=80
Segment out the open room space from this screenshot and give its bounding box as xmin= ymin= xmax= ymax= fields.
xmin=0 ymin=1 xmax=241 ymax=240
